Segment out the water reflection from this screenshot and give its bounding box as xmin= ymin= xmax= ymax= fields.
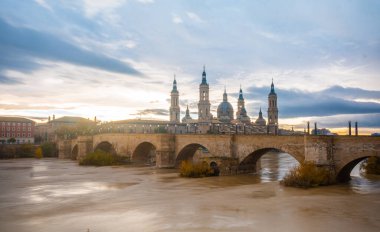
xmin=349 ymin=160 xmax=380 ymax=194
xmin=258 ymin=152 xmax=298 ymax=182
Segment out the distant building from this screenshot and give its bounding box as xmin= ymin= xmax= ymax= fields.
xmin=311 ymin=128 xmax=335 ymax=136
xmin=0 ymin=116 xmax=35 ymax=144
xmin=169 ymin=66 xmax=277 ymax=134
xmin=371 ymin=133 xmax=380 ymax=137
xmin=35 ymin=115 xmax=95 ymax=142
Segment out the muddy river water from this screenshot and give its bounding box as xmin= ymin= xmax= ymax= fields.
xmin=0 ymin=155 xmax=379 ymax=232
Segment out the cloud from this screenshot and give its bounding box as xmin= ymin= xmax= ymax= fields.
xmin=34 ymin=0 xmax=52 ymax=11
xmin=137 ymin=0 xmax=155 ymax=4
xmin=245 ymin=85 xmax=380 ymax=118
xmin=0 ymin=74 xmax=21 ymax=84
xmin=172 ymin=14 xmax=183 ymax=24
xmin=0 ymin=18 xmax=141 ymax=76
xmin=82 ymin=0 xmax=125 ymax=18
xmin=0 ymin=103 xmax=74 ymax=110
xmin=186 ymin=12 xmax=203 ymax=23
xmin=135 ymin=109 xmax=169 ymax=116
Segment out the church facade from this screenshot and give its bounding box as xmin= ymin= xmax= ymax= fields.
xmin=169 ymin=67 xmax=279 ymax=134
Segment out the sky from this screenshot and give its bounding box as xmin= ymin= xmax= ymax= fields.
xmin=0 ymin=0 xmax=380 ymax=134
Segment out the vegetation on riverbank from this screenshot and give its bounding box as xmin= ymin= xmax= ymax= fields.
xmin=0 ymin=142 xmax=57 ymax=159
xmin=34 ymin=147 xmax=43 ymax=159
xmin=79 ymin=149 xmax=129 ymax=166
xmin=362 ymin=157 xmax=380 ymax=175
xmin=179 ymin=160 xmax=216 ymax=178
xmin=0 ymin=144 xmax=35 ymax=158
xmin=40 ymin=142 xmax=58 ymax=157
xmin=281 ymin=161 xmax=334 ymax=188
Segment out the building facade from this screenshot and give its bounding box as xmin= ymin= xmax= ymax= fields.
xmin=0 ymin=117 xmax=35 ymax=144
xmin=35 ymin=115 xmax=96 ymax=143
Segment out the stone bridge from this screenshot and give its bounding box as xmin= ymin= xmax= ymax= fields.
xmin=58 ymin=133 xmax=380 ymax=182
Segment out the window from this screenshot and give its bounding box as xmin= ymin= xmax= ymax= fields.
xmin=7 ymin=122 xmax=10 ymax=126
xmin=28 ymin=133 xmax=31 ymax=137
xmin=28 ymin=123 xmax=31 ymax=126
xmin=6 ymin=127 xmax=10 ymax=131
xmin=12 ymin=122 xmax=15 ymax=126
xmin=17 ymin=127 xmax=20 ymax=131
xmin=23 ymin=123 xmax=26 ymax=126
xmin=17 ymin=123 xmax=20 ymax=126
xmin=7 ymin=133 xmax=10 ymax=137
xmin=1 ymin=122 xmax=4 ymax=126
xmin=17 ymin=133 xmax=20 ymax=137
xmin=12 ymin=127 xmax=15 ymax=131
xmin=23 ymin=127 xmax=26 ymax=131
xmin=22 ymin=133 xmax=25 ymax=137
xmin=12 ymin=133 xmax=15 ymax=137
xmin=28 ymin=127 xmax=31 ymax=131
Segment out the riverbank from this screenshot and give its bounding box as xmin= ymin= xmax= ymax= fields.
xmin=0 ymin=158 xmax=379 ymax=232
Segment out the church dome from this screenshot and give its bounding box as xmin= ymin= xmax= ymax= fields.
xmin=217 ymin=89 xmax=234 ymax=123
xmin=255 ymin=108 xmax=266 ymax=126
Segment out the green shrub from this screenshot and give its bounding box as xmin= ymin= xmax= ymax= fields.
xmin=179 ymin=160 xmax=214 ymax=178
xmin=17 ymin=144 xmax=35 ymax=158
xmin=362 ymin=157 xmax=380 ymax=175
xmin=0 ymin=144 xmax=35 ymax=158
xmin=79 ymin=149 xmax=129 ymax=166
xmin=40 ymin=142 xmax=57 ymax=157
xmin=281 ymin=161 xmax=333 ymax=188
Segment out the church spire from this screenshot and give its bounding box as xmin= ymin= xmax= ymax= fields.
xmin=259 ymin=107 xmax=263 ymax=118
xmin=171 ymin=74 xmax=178 ymax=93
xmin=223 ymin=86 xmax=228 ymax=102
xmin=201 ymin=65 xmax=207 ymax=85
xmin=238 ymin=85 xmax=244 ymax=100
xmin=186 ymin=105 xmax=190 ymax=116
xmin=270 ymin=78 xmax=275 ymax=94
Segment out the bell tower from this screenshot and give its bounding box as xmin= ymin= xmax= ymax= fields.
xmin=236 ymin=85 xmax=245 ymax=118
xmin=169 ymin=75 xmax=180 ymax=123
xmin=267 ymin=79 xmax=278 ymax=134
xmin=198 ymin=66 xmax=212 ymax=122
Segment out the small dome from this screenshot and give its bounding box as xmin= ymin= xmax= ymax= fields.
xmin=255 ymin=108 xmax=266 ymax=126
xmin=217 ymin=101 xmax=234 ymax=123
xmin=255 ymin=117 xmax=266 ymax=126
xmin=217 ymin=89 xmax=234 ymax=123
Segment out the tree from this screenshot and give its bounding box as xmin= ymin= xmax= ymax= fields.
xmin=7 ymin=138 xmax=16 ymax=144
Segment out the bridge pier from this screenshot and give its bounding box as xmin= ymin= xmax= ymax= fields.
xmin=156 ymin=150 xmax=175 ymax=168
xmin=58 ymin=140 xmax=73 ymax=159
xmin=76 ymin=136 xmax=94 ymax=160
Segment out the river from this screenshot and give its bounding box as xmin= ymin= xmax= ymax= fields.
xmin=0 ymin=156 xmax=379 ymax=232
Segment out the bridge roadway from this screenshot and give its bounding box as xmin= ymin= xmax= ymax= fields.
xmin=58 ymin=133 xmax=380 ymax=182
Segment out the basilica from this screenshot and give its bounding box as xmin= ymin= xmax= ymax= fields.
xmin=169 ymin=67 xmax=279 ymax=134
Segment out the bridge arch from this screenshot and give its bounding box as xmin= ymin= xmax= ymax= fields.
xmin=238 ymin=148 xmax=301 ymax=174
xmin=336 ymin=155 xmax=380 ymax=182
xmin=71 ymin=144 xmax=78 ymax=160
xmin=94 ymin=141 xmax=116 ymax=154
xmin=175 ymin=143 xmax=210 ymax=167
xmin=132 ymin=142 xmax=157 ymax=166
